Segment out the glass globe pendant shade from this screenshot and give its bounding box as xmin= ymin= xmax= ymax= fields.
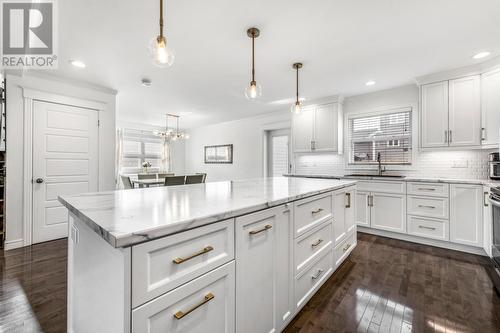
xmin=291 ymin=101 xmax=302 ymax=114
xmin=244 ymin=81 xmax=262 ymax=100
xmin=149 ymin=36 xmax=175 ymax=67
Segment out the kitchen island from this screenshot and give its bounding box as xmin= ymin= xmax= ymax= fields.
xmin=59 ymin=177 xmax=357 ymax=333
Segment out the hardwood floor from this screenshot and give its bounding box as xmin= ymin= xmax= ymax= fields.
xmin=0 ymin=233 xmax=499 ymax=332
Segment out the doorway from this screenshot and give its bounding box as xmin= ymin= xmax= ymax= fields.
xmin=267 ymin=129 xmax=291 ymax=177
xmin=32 ymin=101 xmax=99 ymax=243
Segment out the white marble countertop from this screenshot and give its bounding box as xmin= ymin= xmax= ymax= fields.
xmin=58 ymin=177 xmax=357 ymax=248
xmin=285 ymin=173 xmax=500 ymax=187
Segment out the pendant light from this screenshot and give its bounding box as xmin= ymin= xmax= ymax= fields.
xmin=154 ymin=114 xmax=189 ymax=141
xmin=149 ymin=0 xmax=175 ymax=67
xmin=291 ymin=63 xmax=303 ymax=114
xmin=244 ymin=27 xmax=262 ymax=100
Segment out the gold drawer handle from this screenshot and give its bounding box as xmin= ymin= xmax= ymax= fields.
xmin=173 ymin=246 xmax=214 ymax=264
xmin=343 ymin=243 xmax=352 ymax=252
xmin=418 ymin=225 xmax=436 ymax=231
xmin=417 ymin=188 xmax=436 ymax=191
xmin=173 ymin=292 xmax=215 ymax=320
xmin=249 ymin=224 xmax=272 ymax=235
xmin=418 ymin=205 xmax=436 ymax=209
xmin=311 ymin=239 xmax=323 ymax=247
xmin=311 ymin=208 xmax=324 ymax=214
xmin=311 ymin=269 xmax=324 ymax=280
xmin=345 ymin=192 xmax=351 ymax=208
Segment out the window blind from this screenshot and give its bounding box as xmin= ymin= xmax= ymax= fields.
xmin=121 ymin=129 xmax=164 ymax=173
xmin=348 ymin=109 xmax=412 ymax=165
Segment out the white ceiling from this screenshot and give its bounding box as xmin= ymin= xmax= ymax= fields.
xmin=54 ymin=0 xmax=500 ymax=128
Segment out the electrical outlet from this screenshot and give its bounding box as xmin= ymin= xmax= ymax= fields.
xmin=451 ymin=160 xmax=468 ymax=168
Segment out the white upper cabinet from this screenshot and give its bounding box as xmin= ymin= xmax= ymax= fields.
xmin=448 ymin=76 xmax=481 ymax=147
xmin=292 ymin=106 xmax=314 ymax=152
xmin=481 ymin=68 xmax=500 ymax=147
xmin=292 ymin=102 xmax=343 ymax=153
xmin=420 ymin=75 xmax=481 ymax=148
xmin=421 ymin=81 xmax=449 ymax=148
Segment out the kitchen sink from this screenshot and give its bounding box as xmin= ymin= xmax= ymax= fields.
xmin=344 ymin=174 xmax=406 ymax=178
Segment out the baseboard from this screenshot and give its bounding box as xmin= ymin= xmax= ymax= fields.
xmin=358 ymin=227 xmax=487 ymax=256
xmin=4 ymin=238 xmax=25 ymax=251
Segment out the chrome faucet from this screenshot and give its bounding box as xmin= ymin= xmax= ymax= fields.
xmin=377 ymin=152 xmax=386 ymax=176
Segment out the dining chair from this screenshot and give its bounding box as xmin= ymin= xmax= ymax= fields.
xmin=138 ymin=174 xmax=157 ymax=180
xmin=185 ymin=174 xmax=205 ymax=184
xmin=195 ymin=173 xmax=207 ymax=183
xmin=120 ymin=175 xmax=134 ymax=189
xmin=164 ymin=176 xmax=186 ymax=186
xmin=158 ymin=173 xmax=175 ymax=179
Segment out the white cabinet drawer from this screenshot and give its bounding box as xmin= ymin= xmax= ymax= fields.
xmin=334 ymin=231 xmax=356 ymax=267
xmin=132 ymin=220 xmax=234 ymax=307
xmin=355 ymin=180 xmax=406 ymax=194
xmin=293 ymin=193 xmax=333 ymax=237
xmin=132 ymin=261 xmax=235 ymax=333
xmin=407 ymin=182 xmax=449 ymax=198
xmin=407 ymin=196 xmax=449 ymax=219
xmin=294 ymin=222 xmax=332 ymax=274
xmin=295 ymin=250 xmax=333 ymax=309
xmin=407 ymin=216 xmax=449 ymax=241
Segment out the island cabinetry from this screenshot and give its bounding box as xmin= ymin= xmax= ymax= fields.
xmin=132 ymin=220 xmax=234 ymax=307
xmin=235 ymin=204 xmax=294 ymax=333
xmin=293 ymin=192 xmax=333 ymax=237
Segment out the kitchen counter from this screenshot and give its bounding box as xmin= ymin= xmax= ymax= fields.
xmin=59 ymin=177 xmax=356 ymax=248
xmin=285 ymin=173 xmax=499 ymax=186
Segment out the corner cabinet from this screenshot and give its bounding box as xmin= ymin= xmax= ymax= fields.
xmin=235 ymin=204 xmax=294 ymax=333
xmin=420 ymin=76 xmax=481 ymax=148
xmin=292 ymin=102 xmax=343 ymax=153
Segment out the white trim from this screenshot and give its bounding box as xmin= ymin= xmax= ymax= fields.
xmin=21 ymin=87 xmax=103 ymax=247
xmin=4 ymin=238 xmax=24 ymax=250
xmin=358 ymin=227 xmax=487 ymax=256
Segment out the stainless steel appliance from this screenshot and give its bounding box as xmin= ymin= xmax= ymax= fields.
xmin=489 ymin=186 xmax=500 ymax=292
xmin=489 ymin=152 xmax=500 ymax=180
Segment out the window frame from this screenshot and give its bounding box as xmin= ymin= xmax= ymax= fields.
xmin=346 ymin=107 xmax=414 ymax=167
xmin=120 ymin=129 xmax=164 ymax=174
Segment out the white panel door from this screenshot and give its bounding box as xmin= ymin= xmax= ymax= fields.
xmin=292 ymin=106 xmax=314 ymax=152
xmin=332 ymin=190 xmax=347 ymax=245
xmin=448 ymin=76 xmax=481 ymax=147
xmin=450 ymin=184 xmax=483 ymax=247
xmin=267 ymin=129 xmax=290 ymax=177
xmin=355 ymin=191 xmax=370 ymax=227
xmin=33 ymin=101 xmax=98 ymax=243
xmin=314 ymin=103 xmax=338 ymax=151
xmin=481 ymin=69 xmax=500 ymax=147
xmin=371 ymin=193 xmax=406 ymax=234
xmin=421 ymin=81 xmax=449 ymax=148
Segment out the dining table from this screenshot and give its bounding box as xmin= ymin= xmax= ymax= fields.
xmin=130 ymin=178 xmax=165 ymax=188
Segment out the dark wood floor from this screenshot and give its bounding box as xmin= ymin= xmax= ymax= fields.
xmin=1 ymin=233 xmax=499 ymax=332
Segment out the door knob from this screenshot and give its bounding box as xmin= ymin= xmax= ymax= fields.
xmin=35 ymin=178 xmax=44 ymax=184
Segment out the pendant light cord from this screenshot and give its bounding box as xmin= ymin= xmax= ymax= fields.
xmin=159 ymin=0 xmax=164 ymax=38
xmin=251 ymin=35 xmax=255 ymax=82
xmin=296 ymin=66 xmax=299 ymax=103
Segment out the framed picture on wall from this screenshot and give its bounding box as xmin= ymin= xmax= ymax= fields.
xmin=204 ymin=144 xmax=233 ymax=164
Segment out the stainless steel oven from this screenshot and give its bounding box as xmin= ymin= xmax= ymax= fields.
xmin=489 ymin=187 xmax=500 ymax=292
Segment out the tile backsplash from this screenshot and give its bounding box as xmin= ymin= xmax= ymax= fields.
xmin=294 ymin=149 xmax=496 ymax=180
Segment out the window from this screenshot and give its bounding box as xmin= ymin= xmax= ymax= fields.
xmin=348 ymin=109 xmax=412 ymax=165
xmin=120 ymin=129 xmax=164 ymax=174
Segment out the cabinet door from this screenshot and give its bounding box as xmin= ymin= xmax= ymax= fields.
xmin=314 ymin=104 xmax=338 ymax=151
xmin=483 ymin=187 xmax=493 ymax=257
xmin=355 ymin=191 xmax=370 ymax=227
xmin=449 ymin=76 xmax=481 ymax=147
xmin=332 ymin=190 xmax=347 ymax=245
xmin=345 ymin=188 xmax=356 ymax=235
xmin=292 ymin=107 xmax=314 ymax=152
xmin=235 ymin=205 xmax=292 ymax=333
xmin=450 ymin=184 xmax=483 ymax=247
xmin=481 ymin=69 xmax=500 ymax=147
xmin=371 ymin=193 xmax=406 ymax=233
xmin=421 ymin=81 xmax=449 ymax=148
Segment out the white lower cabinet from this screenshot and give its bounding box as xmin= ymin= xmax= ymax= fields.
xmin=295 ymin=249 xmax=333 ymax=309
xmin=334 ymin=231 xmax=357 ymax=267
xmin=333 ymin=188 xmax=356 ymax=245
xmin=407 ymin=215 xmax=449 ymax=241
xmin=371 ymin=193 xmax=407 ymax=233
xmin=355 ymin=191 xmax=370 ymax=227
xmin=235 ymin=204 xmax=293 ymax=333
xmin=450 ymin=184 xmax=483 ymax=247
xmin=132 ymin=261 xmax=235 ymax=333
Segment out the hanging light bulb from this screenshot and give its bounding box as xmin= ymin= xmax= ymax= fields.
xmin=149 ymin=0 xmax=175 ymax=67
xmin=244 ymin=27 xmax=262 ymax=100
xmin=291 ymin=63 xmax=303 ymax=114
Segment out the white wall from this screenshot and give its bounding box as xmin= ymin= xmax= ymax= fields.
xmin=5 ymin=73 xmax=116 ymax=250
xmin=184 ymin=111 xmax=290 ymax=181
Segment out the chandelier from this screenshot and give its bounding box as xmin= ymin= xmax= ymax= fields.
xmin=154 ymin=114 xmax=189 ymax=141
